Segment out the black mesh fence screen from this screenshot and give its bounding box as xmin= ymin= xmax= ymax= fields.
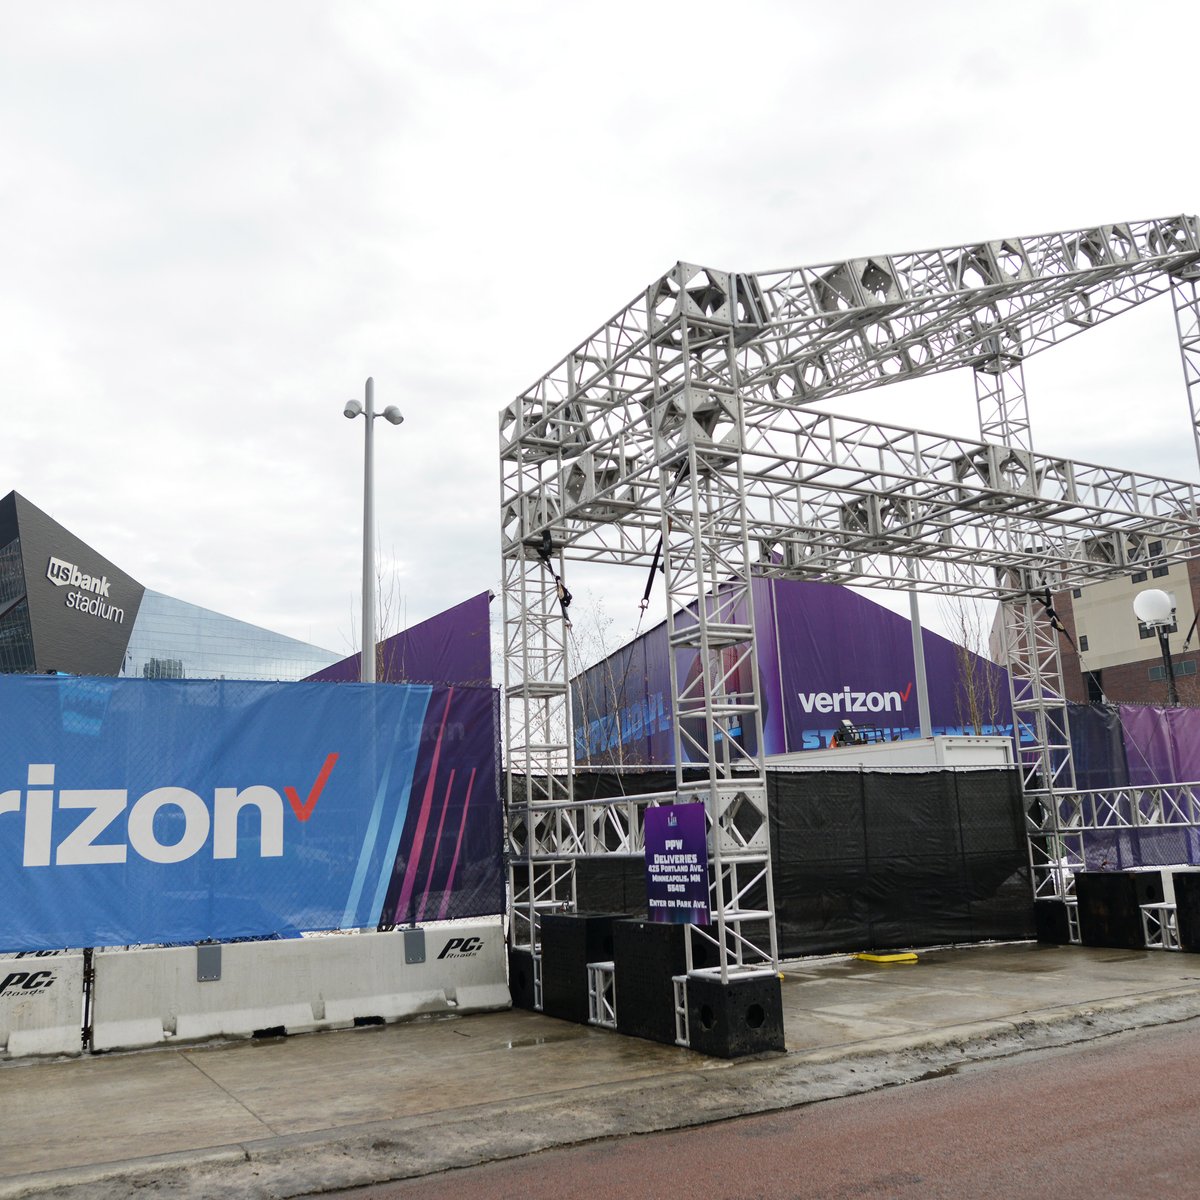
xmin=770 ymin=768 xmax=1032 ymax=955
xmin=515 ymin=766 xmax=1033 ymax=956
xmin=1068 ymin=702 xmax=1130 ymax=790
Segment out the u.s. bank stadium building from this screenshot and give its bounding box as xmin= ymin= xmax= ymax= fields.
xmin=0 ymin=491 xmax=340 ymax=681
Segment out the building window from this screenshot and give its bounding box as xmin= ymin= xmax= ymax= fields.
xmin=1078 ymin=635 xmax=1089 ymax=652
xmin=1132 ymin=571 xmax=1148 ymax=584
xmin=1152 ymin=565 xmax=1170 ymax=578
xmin=1072 ymin=588 xmax=1082 ymax=598
xmin=144 ymin=657 xmax=185 ymax=680
xmin=1149 ymin=660 xmax=1194 ymax=682
xmin=1139 ymin=616 xmax=1177 ymax=640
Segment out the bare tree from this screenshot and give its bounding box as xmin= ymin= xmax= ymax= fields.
xmin=566 ymin=590 xmax=656 ymax=768
xmin=938 ymin=596 xmax=1005 ymax=735
xmin=498 ymin=584 xmax=646 ymax=782
xmin=343 ymin=542 xmax=407 ymax=680
xmin=567 ymin=593 xmax=628 ymax=767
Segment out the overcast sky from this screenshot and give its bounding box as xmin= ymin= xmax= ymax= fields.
xmin=2 ymin=1 xmax=1197 ymax=663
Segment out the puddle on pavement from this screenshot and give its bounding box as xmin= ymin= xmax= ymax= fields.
xmin=504 ymin=1031 xmax=585 ymax=1050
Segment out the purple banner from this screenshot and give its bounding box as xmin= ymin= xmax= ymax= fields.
xmin=574 ymin=578 xmax=1009 ymax=765
xmin=306 ymin=592 xmax=492 ymax=686
xmin=771 ymin=580 xmax=1009 ymax=751
xmin=1119 ymin=705 xmax=1200 ymax=785
xmin=644 ymin=804 xmax=710 ymax=924
xmin=1069 ymin=704 xmax=1200 ymax=870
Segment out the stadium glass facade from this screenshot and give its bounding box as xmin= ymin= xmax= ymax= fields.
xmin=121 ymin=590 xmax=338 ymax=681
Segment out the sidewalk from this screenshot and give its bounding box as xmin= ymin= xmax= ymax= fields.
xmin=3 ymin=942 xmax=1200 ymax=1199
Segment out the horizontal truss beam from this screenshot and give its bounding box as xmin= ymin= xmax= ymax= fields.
xmin=503 ymin=402 xmax=1200 ymax=599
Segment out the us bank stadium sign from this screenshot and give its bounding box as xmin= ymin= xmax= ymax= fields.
xmin=46 ymin=556 xmax=126 ymax=624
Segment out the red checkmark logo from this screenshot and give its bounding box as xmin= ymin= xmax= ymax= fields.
xmin=900 ymin=681 xmax=913 ymax=702
xmin=284 ymin=752 xmax=339 ymax=822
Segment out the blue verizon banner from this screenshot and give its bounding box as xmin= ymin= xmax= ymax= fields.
xmin=0 ymin=676 xmax=503 ymax=951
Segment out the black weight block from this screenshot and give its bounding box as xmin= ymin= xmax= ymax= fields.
xmin=1034 ymin=899 xmax=1072 ymax=945
xmin=686 ymin=971 xmax=785 ymax=1059
xmin=540 ymin=912 xmax=621 ymax=1025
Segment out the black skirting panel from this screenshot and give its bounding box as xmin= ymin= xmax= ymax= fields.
xmin=1033 ymin=899 xmax=1073 ymax=945
xmin=539 ymin=912 xmax=620 ymax=1025
xmin=1172 ymin=872 xmax=1200 ymax=952
xmin=1075 ymin=871 xmax=1163 ymax=949
xmin=612 ymin=919 xmax=687 ymax=1045
xmin=609 ymin=919 xmax=723 ymax=1045
xmin=508 ymin=946 xmax=537 ymax=1011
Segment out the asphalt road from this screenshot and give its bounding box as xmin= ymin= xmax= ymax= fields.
xmin=319 ymin=1018 xmax=1200 ymax=1200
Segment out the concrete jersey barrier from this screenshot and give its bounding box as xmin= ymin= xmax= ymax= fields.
xmin=91 ymin=918 xmax=509 ymax=1052
xmin=0 ymin=951 xmax=84 ymax=1058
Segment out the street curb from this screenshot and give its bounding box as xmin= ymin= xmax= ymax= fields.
xmin=5 ymin=986 xmax=1200 ymax=1199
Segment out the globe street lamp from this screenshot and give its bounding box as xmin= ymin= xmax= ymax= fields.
xmin=344 ymin=378 xmax=403 ymax=683
xmin=1133 ymin=587 xmax=1179 ymax=706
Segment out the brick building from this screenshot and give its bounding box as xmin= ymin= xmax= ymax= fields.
xmin=1050 ymin=549 xmax=1200 ymax=706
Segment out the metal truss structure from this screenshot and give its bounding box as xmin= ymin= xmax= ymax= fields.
xmin=501 ymin=215 xmax=1200 ymax=1017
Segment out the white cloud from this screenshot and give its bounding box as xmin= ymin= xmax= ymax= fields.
xmin=1 ymin=0 xmax=1196 ymax=659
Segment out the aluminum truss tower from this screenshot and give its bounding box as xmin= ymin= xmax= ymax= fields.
xmin=502 ymin=215 xmax=1200 ymax=1025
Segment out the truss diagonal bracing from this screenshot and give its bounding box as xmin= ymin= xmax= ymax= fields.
xmin=501 ymin=215 xmax=1200 ymax=1019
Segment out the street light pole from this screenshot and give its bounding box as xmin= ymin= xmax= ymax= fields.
xmin=344 ymin=378 xmax=404 ymax=684
xmin=1133 ymin=587 xmax=1179 ymax=707
xmin=907 ymin=566 xmax=932 ymax=739
xmin=1156 ymin=627 xmax=1180 ymax=707
xmin=361 ymin=378 xmax=376 ymax=684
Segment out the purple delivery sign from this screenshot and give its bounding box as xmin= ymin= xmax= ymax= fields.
xmin=644 ymin=804 xmax=711 ymax=925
